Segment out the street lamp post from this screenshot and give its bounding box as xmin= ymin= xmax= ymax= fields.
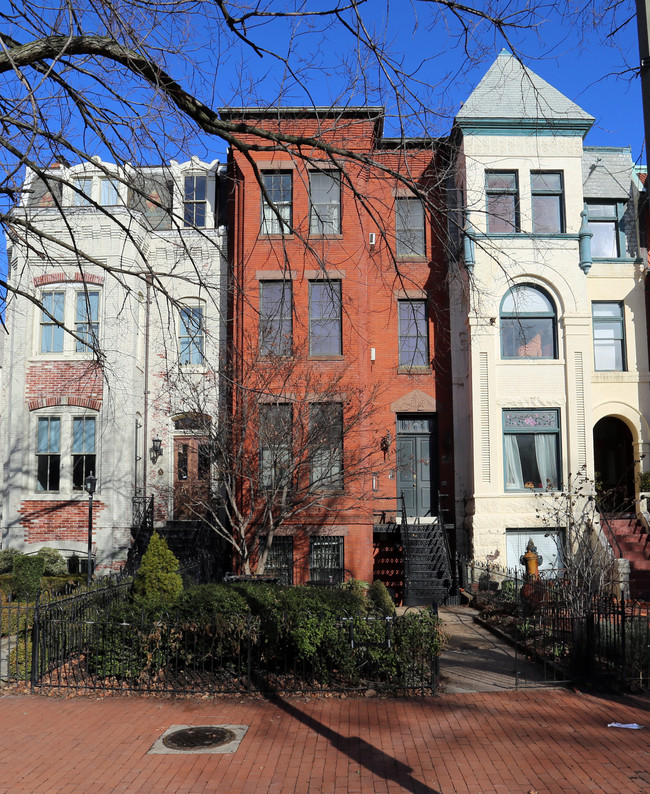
xmin=84 ymin=473 xmax=97 ymax=587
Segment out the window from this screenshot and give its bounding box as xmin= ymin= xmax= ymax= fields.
xmin=593 ymin=302 xmax=626 ymax=371
xmin=40 ymin=291 xmax=65 ymax=353
xmin=586 ymin=201 xmax=626 ymax=258
xmin=131 ymin=174 xmax=173 ymax=230
xmin=259 ymin=404 xmax=292 ymax=489
xmin=395 ymin=198 xmax=425 ymax=256
xmin=198 ymin=443 xmax=211 ymax=480
xmin=72 ymin=417 xmax=96 ymax=490
xmin=309 ymin=537 xmax=344 ymax=584
xmin=501 ymin=285 xmax=556 ymax=359
xmin=309 ymin=281 xmax=342 ymax=355
xmin=309 ymin=171 xmax=341 ymax=234
xmin=486 ymin=171 xmax=519 ymax=232
xmin=398 ymin=300 xmax=429 ymax=368
xmin=261 ymin=536 xmax=294 ymax=585
xmin=73 ymin=177 xmax=93 ymax=206
xmin=260 ymin=281 xmax=292 ymax=356
xmin=179 ymin=304 xmax=204 ymax=365
xmin=37 ymin=417 xmax=61 ymax=492
xmin=261 ymin=172 xmax=292 ymax=234
xmin=503 ymin=409 xmax=560 ymax=491
xmin=506 ymin=529 xmax=563 ymax=574
xmin=75 ymin=291 xmax=99 ymax=352
xmin=28 ymin=177 xmax=62 ymax=207
xmin=184 ymin=175 xmax=207 ymax=227
xmin=100 ymin=178 xmax=119 ymax=206
xmin=310 ymin=403 xmax=343 ymax=490
xmin=531 ymin=172 xmax=564 ymax=233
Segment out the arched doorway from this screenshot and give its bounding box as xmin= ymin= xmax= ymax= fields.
xmin=593 ymin=417 xmax=635 ymax=514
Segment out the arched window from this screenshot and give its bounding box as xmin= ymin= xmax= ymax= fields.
xmin=501 ymin=285 xmax=557 ymax=359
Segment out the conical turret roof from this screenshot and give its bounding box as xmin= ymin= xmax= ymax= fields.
xmin=456 ymin=51 xmax=594 ymax=136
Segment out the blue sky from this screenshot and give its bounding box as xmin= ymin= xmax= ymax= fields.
xmin=203 ymin=1 xmax=644 ymax=162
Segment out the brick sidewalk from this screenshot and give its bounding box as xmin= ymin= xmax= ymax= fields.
xmin=0 ymin=688 xmax=648 ymax=793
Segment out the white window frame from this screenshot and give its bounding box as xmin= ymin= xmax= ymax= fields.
xmin=179 ymin=300 xmax=205 ymax=366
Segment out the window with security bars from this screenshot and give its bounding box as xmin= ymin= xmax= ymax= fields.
xmin=259 ymin=404 xmax=292 ymax=489
xmin=395 ymin=198 xmax=425 ymax=256
xmin=309 ymin=280 xmax=342 ymax=355
xmin=40 ymin=291 xmax=64 ymax=353
xmin=179 ymin=304 xmax=204 ymax=365
xmin=261 ymin=536 xmax=294 ymax=585
xmin=72 ymin=417 xmax=96 ymax=490
xmin=309 ymin=537 xmax=344 ymax=584
xmin=398 ymin=300 xmax=429 ymax=367
xmin=75 ymin=291 xmax=99 ymax=352
xmin=260 ymin=280 xmax=292 ymax=356
xmin=261 ymin=172 xmax=292 ymax=234
xmin=37 ymin=417 xmax=61 ymax=492
xmin=310 ymin=403 xmax=343 ymax=490
xmin=309 ymin=171 xmax=341 ymax=234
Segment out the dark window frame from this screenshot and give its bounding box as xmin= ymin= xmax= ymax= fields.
xmin=309 ymin=536 xmax=345 ymax=584
xmin=398 ymin=299 xmax=430 ymax=368
xmin=308 ymin=280 xmax=342 ymax=356
xmin=500 ymin=284 xmax=557 ymax=360
xmin=259 ymin=280 xmax=293 ymax=356
xmin=259 ymin=403 xmax=293 ymax=490
xmin=531 ymin=171 xmax=565 ymax=233
xmin=395 ymin=197 xmax=425 ymax=257
xmin=503 ymin=409 xmax=561 ymax=492
xmin=486 ymin=170 xmax=520 ymax=233
xmin=586 ymin=200 xmax=627 ymax=258
xmin=310 ymin=402 xmax=344 ymax=491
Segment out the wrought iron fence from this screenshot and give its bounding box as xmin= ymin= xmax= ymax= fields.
xmin=27 ymin=606 xmax=439 ymax=695
xmin=458 ymin=557 xmax=650 ymax=690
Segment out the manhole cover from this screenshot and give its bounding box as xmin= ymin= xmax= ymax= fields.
xmin=162 ymin=726 xmax=236 ymax=751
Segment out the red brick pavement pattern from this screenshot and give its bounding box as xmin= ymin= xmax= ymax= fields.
xmin=0 ymin=689 xmax=648 ymax=793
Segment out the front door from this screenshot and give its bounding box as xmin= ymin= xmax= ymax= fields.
xmin=396 ymin=415 xmax=438 ymax=518
xmin=173 ymin=436 xmax=211 ymax=520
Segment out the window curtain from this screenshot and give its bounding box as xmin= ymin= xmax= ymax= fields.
xmin=534 ymin=434 xmax=557 ymax=489
xmin=504 ymin=435 xmax=524 ymax=489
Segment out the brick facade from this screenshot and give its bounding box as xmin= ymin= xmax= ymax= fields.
xmin=18 ymin=499 xmax=106 ymax=542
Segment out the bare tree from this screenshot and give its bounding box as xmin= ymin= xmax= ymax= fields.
xmin=158 ymin=338 xmax=386 ymax=576
xmin=0 ymin=0 xmax=577 ymax=336
xmin=535 ymin=467 xmax=625 ymax=609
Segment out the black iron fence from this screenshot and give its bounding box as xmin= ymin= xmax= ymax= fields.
xmin=28 ymin=607 xmax=439 ymax=695
xmin=458 ymin=558 xmax=650 ymax=690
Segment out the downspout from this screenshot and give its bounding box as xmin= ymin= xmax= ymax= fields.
xmin=142 ymin=275 xmax=151 ymax=496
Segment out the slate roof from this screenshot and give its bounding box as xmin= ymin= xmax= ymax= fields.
xmin=456 ymin=50 xmax=594 ymax=126
xmin=582 ymin=147 xmax=636 ymax=199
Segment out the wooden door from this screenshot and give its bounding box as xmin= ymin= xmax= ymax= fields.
xmin=173 ymin=436 xmax=211 ymax=520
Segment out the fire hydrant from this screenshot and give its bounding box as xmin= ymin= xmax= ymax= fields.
xmin=520 ymin=538 xmax=541 ymax=580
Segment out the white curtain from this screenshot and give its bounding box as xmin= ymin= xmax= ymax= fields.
xmin=504 ymin=435 xmax=524 ymax=489
xmin=535 ymin=434 xmax=557 ymax=489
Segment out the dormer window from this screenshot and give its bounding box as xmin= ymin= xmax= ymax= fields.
xmin=184 ymin=175 xmax=207 ymax=227
xmin=585 ymin=201 xmax=626 ymax=258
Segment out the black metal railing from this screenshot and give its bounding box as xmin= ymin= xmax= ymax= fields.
xmin=457 ymin=556 xmax=650 ymax=690
xmin=26 ymin=603 xmax=440 ymax=695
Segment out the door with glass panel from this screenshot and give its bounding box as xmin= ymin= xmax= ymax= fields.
xmin=395 ymin=415 xmax=438 ymax=518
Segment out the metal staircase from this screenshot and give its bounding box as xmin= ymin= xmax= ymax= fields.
xmin=399 ymin=492 xmax=454 ymax=606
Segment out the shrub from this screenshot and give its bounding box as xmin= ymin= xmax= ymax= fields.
xmin=12 ymin=555 xmax=45 ymax=598
xmin=367 ymin=580 xmax=395 ymax=616
xmin=0 ymin=548 xmax=23 ymax=575
xmin=35 ymin=547 xmax=67 ymax=576
xmin=134 ymin=532 xmax=183 ymax=608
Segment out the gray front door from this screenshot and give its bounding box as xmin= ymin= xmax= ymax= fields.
xmin=396 ymin=415 xmax=437 ymax=517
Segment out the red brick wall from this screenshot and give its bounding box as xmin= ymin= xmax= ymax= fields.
xmin=227 ymin=110 xmax=455 ymax=582
xmin=18 ymin=500 xmax=106 ymax=542
xmin=26 ymin=361 xmax=104 ymax=407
